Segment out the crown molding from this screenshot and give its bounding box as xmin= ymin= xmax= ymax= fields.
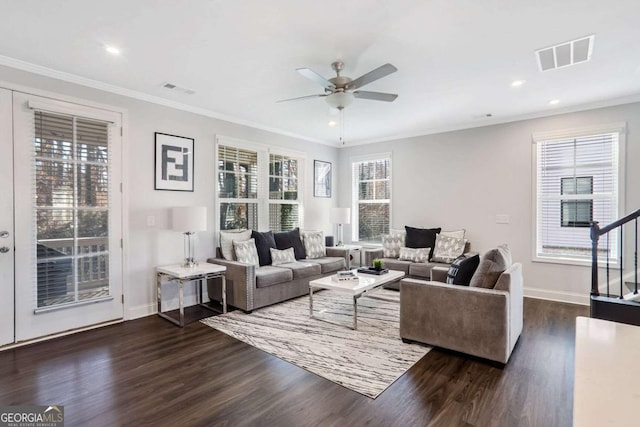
xmin=0 ymin=54 xmax=330 ymax=146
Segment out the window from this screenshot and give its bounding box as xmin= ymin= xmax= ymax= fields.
xmin=217 ymin=140 xmax=303 ymax=233
xmin=352 ymin=155 xmax=391 ymax=242
xmin=534 ymin=128 xmax=622 ymax=264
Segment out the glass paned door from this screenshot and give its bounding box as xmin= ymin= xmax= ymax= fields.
xmin=13 ymin=93 xmax=123 ymax=342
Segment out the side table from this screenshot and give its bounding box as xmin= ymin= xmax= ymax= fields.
xmin=338 ymin=244 xmax=362 ymax=269
xmin=156 ymin=262 xmax=227 ymax=327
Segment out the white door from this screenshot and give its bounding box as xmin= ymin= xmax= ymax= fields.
xmin=12 ymin=92 xmax=124 ymax=342
xmin=0 ymin=88 xmax=14 ymax=346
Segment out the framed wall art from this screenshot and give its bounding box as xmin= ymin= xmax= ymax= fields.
xmin=154 ymin=132 xmax=194 ymax=192
xmin=314 ymin=160 xmax=332 ymax=198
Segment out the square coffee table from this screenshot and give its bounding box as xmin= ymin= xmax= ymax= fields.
xmin=308 ymin=269 xmax=404 ymax=330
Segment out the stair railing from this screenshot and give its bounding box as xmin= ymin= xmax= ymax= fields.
xmin=591 ymin=208 xmax=640 ymax=298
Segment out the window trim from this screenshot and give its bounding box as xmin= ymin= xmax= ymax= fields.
xmin=350 ymin=152 xmax=392 ymax=244
xmin=531 ymin=123 xmax=626 ymax=267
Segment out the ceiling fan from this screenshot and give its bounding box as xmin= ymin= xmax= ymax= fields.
xmin=278 ymin=61 xmax=398 ymax=109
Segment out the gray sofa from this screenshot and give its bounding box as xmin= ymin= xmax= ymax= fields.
xmin=207 ymin=247 xmax=348 ymax=312
xmin=399 ymin=262 xmax=523 ymax=364
xmin=362 ymin=242 xmax=473 ymax=290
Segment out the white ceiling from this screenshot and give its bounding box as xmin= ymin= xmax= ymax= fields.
xmin=1 ymin=0 xmax=640 ymax=146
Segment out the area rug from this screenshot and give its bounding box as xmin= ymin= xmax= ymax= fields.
xmin=201 ymin=289 xmax=430 ymax=398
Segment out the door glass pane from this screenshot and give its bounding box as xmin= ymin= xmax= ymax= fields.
xmin=34 ymin=111 xmax=111 ymax=308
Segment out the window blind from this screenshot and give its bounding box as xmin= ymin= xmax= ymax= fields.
xmin=352 ymin=157 xmax=391 ymax=242
xmin=34 ymin=111 xmax=112 ymax=308
xmin=536 ymin=132 xmax=619 ymax=262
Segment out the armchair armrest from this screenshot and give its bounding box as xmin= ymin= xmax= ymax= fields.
xmin=206 ymin=257 xmax=256 ymax=311
xmin=362 ymin=248 xmax=384 ymax=268
xmin=325 ymin=247 xmax=349 ymax=269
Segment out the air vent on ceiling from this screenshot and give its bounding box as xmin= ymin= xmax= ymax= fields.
xmin=536 ymin=35 xmax=594 ymax=72
xmin=161 ymin=82 xmax=195 ymax=95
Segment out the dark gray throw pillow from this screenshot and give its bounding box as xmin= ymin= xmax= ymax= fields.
xmin=446 ymin=254 xmax=480 ymax=286
xmin=251 ymin=230 xmax=277 ymax=266
xmin=274 ymin=227 xmax=306 ymax=260
xmin=405 ymin=226 xmax=441 ymax=260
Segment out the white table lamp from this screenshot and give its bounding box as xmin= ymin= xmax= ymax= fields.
xmin=331 ymin=207 xmax=351 ymax=246
xmin=172 ymin=206 xmax=207 ymax=267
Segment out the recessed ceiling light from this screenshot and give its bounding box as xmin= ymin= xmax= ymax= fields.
xmin=549 ymin=99 xmax=560 ymax=105
xmin=328 ymin=121 xmax=337 ymax=127
xmin=511 ymin=80 xmax=526 ymax=87
xmin=105 ymin=46 xmax=120 ymax=55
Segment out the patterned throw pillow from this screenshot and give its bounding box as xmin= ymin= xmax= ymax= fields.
xmin=219 ymin=229 xmax=252 ymax=260
xmin=233 ymin=238 xmax=259 ymax=267
xmin=398 ymin=247 xmax=430 ymax=263
xmin=446 ymin=254 xmax=480 ymax=286
xmin=302 ymin=231 xmax=325 ymax=259
xmin=270 ymin=247 xmax=296 ymax=266
xmin=431 ymin=234 xmax=467 ymax=263
xmin=382 ymin=233 xmax=404 ymax=258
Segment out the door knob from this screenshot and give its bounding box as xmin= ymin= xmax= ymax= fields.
xmin=0 ymin=231 xmax=8 ymax=238
xmin=0 ymin=247 xmax=9 ymax=253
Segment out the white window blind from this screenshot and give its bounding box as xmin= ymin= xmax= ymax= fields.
xmin=352 ymin=157 xmax=391 ymax=242
xmin=535 ymin=131 xmax=620 ymax=263
xmin=34 ymin=111 xmax=111 ymax=308
xmin=217 ymin=142 xmax=303 ymax=233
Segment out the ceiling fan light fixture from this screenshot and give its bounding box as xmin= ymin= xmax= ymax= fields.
xmin=325 ymin=92 xmax=354 ymax=109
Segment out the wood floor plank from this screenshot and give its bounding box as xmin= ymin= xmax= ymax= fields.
xmin=0 ymin=298 xmax=587 ymax=426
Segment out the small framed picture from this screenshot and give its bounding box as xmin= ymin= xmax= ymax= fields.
xmin=314 ymin=160 xmax=332 ymax=198
xmin=154 ymin=132 xmax=194 ymax=192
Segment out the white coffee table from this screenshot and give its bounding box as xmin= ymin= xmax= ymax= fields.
xmin=308 ymin=269 xmax=405 ymax=330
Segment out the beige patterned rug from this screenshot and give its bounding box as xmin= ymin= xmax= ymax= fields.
xmin=201 ymin=289 xmax=430 ymax=398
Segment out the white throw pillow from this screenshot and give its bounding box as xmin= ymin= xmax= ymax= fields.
xmin=233 ymin=238 xmax=259 ymax=267
xmin=382 ymin=233 xmax=404 ymax=258
xmin=270 ymin=247 xmax=296 ymax=266
xmin=441 ymin=229 xmax=465 ymax=239
xmin=398 ymin=247 xmax=430 ymax=263
xmin=219 ymin=229 xmax=252 ymax=260
xmin=302 ymin=231 xmax=325 ymax=259
xmin=431 ymin=234 xmax=467 ymax=263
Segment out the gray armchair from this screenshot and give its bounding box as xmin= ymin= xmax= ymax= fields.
xmin=399 ymin=263 xmax=523 ymax=364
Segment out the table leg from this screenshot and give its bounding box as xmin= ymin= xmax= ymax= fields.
xmin=156 ymin=273 xmax=162 ymax=317
xmin=178 ymin=280 xmax=185 ymax=327
xmin=309 ymin=286 xmax=314 ymax=317
xmin=221 ymin=274 xmax=227 ymax=314
xmin=353 ymin=295 xmax=358 ymax=330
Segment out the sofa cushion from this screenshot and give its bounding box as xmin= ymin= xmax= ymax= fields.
xmin=219 ymin=229 xmax=252 ymax=260
xmin=405 ymin=226 xmax=441 ymax=260
xmin=408 ymin=261 xmax=451 ymax=279
xmin=274 ymin=227 xmax=306 ymax=260
xmin=270 ymin=247 xmax=296 ymax=266
xmin=233 ymin=238 xmax=260 ymax=267
xmin=446 ymin=254 xmax=480 ymax=286
xmin=255 ymin=266 xmax=293 ymax=288
xmin=470 ymin=245 xmax=512 ymax=289
xmin=251 ymin=230 xmax=277 ymax=266
xmin=277 ymin=261 xmax=322 ymax=279
xmin=381 ymin=258 xmax=412 ymax=275
xmin=307 ymin=256 xmax=345 ymax=274
xmin=302 ymin=231 xmax=325 ymax=259
xmin=432 ymin=235 xmax=467 ymax=263
xmin=382 ymin=233 xmax=405 ymax=258
xmin=398 ymin=247 xmax=430 ymax=262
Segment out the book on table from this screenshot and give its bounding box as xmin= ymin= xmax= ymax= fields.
xmin=332 ymin=271 xmax=359 ymax=282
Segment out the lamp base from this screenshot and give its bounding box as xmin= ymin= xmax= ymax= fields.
xmin=182 ymin=258 xmax=198 ymax=268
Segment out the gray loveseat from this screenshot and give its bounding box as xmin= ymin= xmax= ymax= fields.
xmin=207 ymin=247 xmax=347 ymax=313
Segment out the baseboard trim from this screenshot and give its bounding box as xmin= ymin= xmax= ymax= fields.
xmin=524 ymin=287 xmax=589 ymax=306
xmin=127 ymin=303 xmax=156 ymax=320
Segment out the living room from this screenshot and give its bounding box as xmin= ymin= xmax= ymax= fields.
xmin=1 ymin=1 xmax=639 ymax=426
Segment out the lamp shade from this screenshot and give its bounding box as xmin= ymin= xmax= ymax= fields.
xmin=330 ymin=207 xmax=351 ymax=225
xmin=172 ymin=206 xmax=207 ymax=232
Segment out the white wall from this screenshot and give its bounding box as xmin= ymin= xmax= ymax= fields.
xmin=338 ymin=102 xmax=640 ymax=304
xmin=0 ymin=65 xmax=339 ymax=318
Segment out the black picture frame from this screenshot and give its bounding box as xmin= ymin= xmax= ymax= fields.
xmin=154 ymin=132 xmax=194 ymax=192
xmin=314 ymin=160 xmax=332 ymax=198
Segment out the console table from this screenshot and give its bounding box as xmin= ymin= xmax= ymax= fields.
xmin=156 ymin=263 xmax=227 ymax=327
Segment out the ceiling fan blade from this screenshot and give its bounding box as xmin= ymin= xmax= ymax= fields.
xmin=347 ymin=63 xmax=398 ymax=90
xmin=276 ymin=94 xmax=327 ymax=103
xmin=296 ymin=68 xmax=336 ymax=91
xmin=353 ymin=91 xmax=398 ymax=102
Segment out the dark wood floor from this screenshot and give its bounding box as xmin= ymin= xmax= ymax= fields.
xmin=0 ymin=298 xmax=587 ymax=427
